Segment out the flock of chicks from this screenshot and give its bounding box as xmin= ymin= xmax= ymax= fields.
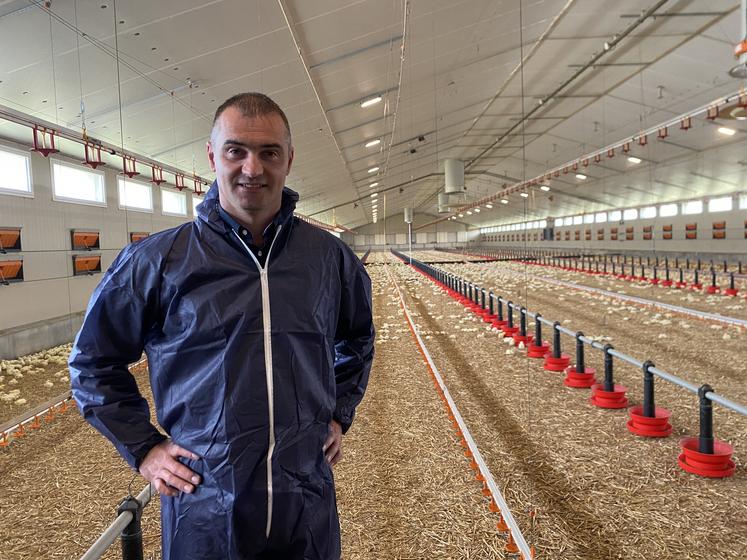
xmin=0 ymin=344 xmax=71 ymax=408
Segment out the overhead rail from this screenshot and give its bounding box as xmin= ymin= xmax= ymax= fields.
xmin=384 ymin=263 xmax=533 ymax=558
xmin=416 ymin=88 xmax=747 ymax=230
xmin=393 ymin=250 xmax=742 ymax=478
xmin=79 ymin=484 xmax=152 ymax=560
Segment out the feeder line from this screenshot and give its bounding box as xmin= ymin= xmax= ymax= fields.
xmin=0 ymin=356 xmax=147 ymax=441
xmin=493 ymin=280 xmax=747 ymax=416
xmin=79 ymin=483 xmax=152 ymax=560
xmin=384 ymin=264 xmax=533 ymax=559
xmin=398 ymin=253 xmax=747 ymax=418
xmin=477 ymin=262 xmax=747 ymax=330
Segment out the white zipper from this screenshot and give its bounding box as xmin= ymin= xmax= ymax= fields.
xmin=232 ymin=225 xmax=282 ymax=539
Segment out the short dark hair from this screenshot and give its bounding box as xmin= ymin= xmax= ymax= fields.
xmin=211 ymin=92 xmax=292 ymax=144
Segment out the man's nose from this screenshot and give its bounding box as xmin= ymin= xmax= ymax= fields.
xmin=242 ymin=153 xmax=263 ymax=177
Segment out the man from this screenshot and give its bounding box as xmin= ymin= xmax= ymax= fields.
xmin=69 ymin=93 xmax=375 ymax=559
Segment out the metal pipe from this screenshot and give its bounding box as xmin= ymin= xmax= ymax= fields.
xmin=79 ymin=485 xmax=152 ymax=560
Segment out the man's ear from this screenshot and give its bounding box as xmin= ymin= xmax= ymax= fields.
xmin=286 ymin=145 xmax=295 ymax=176
xmin=207 ymin=141 xmax=217 ymax=172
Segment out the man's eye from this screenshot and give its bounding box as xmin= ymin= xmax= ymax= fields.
xmin=227 ymin=148 xmax=243 ymax=157
xmin=264 ymin=151 xmax=279 ymax=159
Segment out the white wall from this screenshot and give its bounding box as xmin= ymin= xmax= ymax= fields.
xmin=0 ymin=138 xmax=197 ymax=334
xmin=478 ymin=209 xmax=747 ymax=255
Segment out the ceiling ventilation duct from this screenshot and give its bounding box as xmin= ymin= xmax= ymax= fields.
xmin=444 ymin=159 xmax=465 ymax=194
xmin=438 ymin=193 xmax=450 ymax=213
xmin=404 ymin=207 xmax=413 ymax=223
xmin=729 ymin=0 xmax=747 ymax=78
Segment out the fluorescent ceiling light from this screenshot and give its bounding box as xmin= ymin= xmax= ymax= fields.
xmin=627 ymin=156 xmax=642 ymax=164
xmin=360 ymin=96 xmax=382 ymax=108
xmin=576 ymin=173 xmax=587 ymax=180
xmin=370 ymin=192 xmax=378 ymax=198
xmin=369 ymin=182 xmax=379 ymax=188
xmin=458 ymin=213 xmax=464 ymax=217
xmin=473 ymin=208 xmax=480 ymax=213
xmin=466 ymin=210 xmax=472 ymax=215
xmin=485 ymin=203 xmax=493 ymax=209
xmin=500 ymin=199 xmax=508 ymax=204
xmin=367 ymin=166 xmax=379 ymax=173
xmin=540 ymin=185 xmax=550 ymax=192
xmin=520 ymin=192 xmax=529 ymax=198
xmin=717 ymin=127 xmax=736 ymax=136
xmin=364 ymin=139 xmax=381 ymax=148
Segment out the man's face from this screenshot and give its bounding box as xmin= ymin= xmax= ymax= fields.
xmin=207 ymin=107 xmax=294 ymax=220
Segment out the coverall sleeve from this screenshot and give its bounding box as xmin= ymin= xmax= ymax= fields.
xmin=69 ymin=244 xmax=166 ymax=469
xmin=333 ymin=249 xmax=375 ymax=433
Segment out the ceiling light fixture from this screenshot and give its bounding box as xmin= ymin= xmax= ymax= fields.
xmin=369 ymin=182 xmax=379 ymax=188
xmin=485 ymin=203 xmax=493 ymax=209
xmin=370 ymin=192 xmax=378 ymax=198
xmin=458 ymin=213 xmax=464 ymax=218
xmin=466 ymin=211 xmax=472 ymax=215
xmin=367 ymin=166 xmax=379 ymax=173
xmin=360 ymin=95 xmax=382 ymax=108
xmin=364 ymin=139 xmax=381 ymax=148
xmin=576 ymin=173 xmax=587 ymax=180
xmin=500 ymin=199 xmax=509 ymax=204
xmin=520 ymin=192 xmax=529 ymax=198
xmin=540 ymin=185 xmax=550 ymax=192
xmin=718 ymin=126 xmax=736 ymax=136
xmin=474 ymin=208 xmax=480 ymax=213
xmin=627 ymin=156 xmax=642 ymax=164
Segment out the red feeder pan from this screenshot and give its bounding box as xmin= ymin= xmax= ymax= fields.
xmin=544 ymin=353 xmax=571 ymax=372
xmin=649 ymin=278 xmax=660 ymax=285
xmin=678 ymin=438 xmax=736 ymax=478
xmin=706 ymin=285 xmax=720 ymax=295
xmin=482 ymin=313 xmax=497 ymax=324
xmin=627 ymin=406 xmax=673 ymax=437
xmin=690 ymin=283 xmax=703 ymax=290
xmin=527 ymin=340 xmax=550 ymax=358
xmin=725 ymin=288 xmax=739 ymax=296
xmin=502 ymin=325 xmax=519 ymax=337
xmin=590 ymin=383 xmax=629 ymax=408
xmin=512 ymin=333 xmax=534 ymax=347
xmin=661 ymin=280 xmax=674 ymax=287
xmin=492 ymin=319 xmax=508 ymax=329
xmin=563 ymin=366 xmax=596 ymax=387
xmin=674 ymin=281 xmax=687 ymax=289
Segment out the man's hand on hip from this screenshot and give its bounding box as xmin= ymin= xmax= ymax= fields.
xmin=139 ymin=440 xmax=201 ymax=497
xmin=323 ymin=420 xmax=343 ymax=467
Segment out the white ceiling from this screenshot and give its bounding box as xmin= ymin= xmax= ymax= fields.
xmin=0 ymin=0 xmax=745 ymax=230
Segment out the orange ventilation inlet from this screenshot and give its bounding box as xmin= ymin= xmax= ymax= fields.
xmin=0 ymin=227 xmax=21 ymax=252
xmin=0 ymin=260 xmax=24 ymax=284
xmin=71 ymin=230 xmax=100 ymax=251
xmin=73 ymin=255 xmax=101 ymax=276
xmin=130 ymin=232 xmax=150 ymax=243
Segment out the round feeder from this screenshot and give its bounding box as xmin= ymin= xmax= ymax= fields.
xmin=661 ymin=280 xmax=674 ymax=287
xmin=725 ymin=288 xmax=739 ymax=296
xmin=706 ymin=285 xmax=720 ymax=294
xmin=690 ymin=283 xmax=703 ymax=291
xmin=482 ymin=313 xmax=497 ymax=324
xmin=512 ymin=333 xmax=534 ymax=347
xmin=627 ymin=406 xmax=673 ymax=437
xmin=527 ymin=340 xmax=550 ymax=358
xmin=678 ymin=438 xmax=735 ymax=478
xmin=563 ymin=366 xmax=596 ymax=387
xmin=649 ymin=278 xmax=660 ymax=285
xmin=544 ymin=353 xmax=570 ymax=371
xmin=674 ymin=281 xmax=687 ymax=289
xmin=502 ymin=325 xmax=519 ymax=337
xmin=492 ymin=319 xmax=508 ymax=329
xmin=590 ymin=383 xmax=628 ymax=408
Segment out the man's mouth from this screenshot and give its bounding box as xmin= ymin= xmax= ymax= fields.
xmin=237 ymin=182 xmax=264 ymax=191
